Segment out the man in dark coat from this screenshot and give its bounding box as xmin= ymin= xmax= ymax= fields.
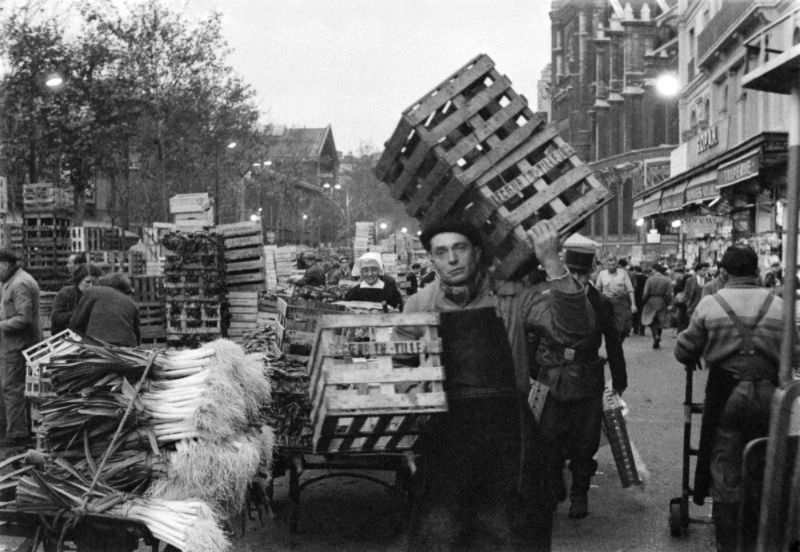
xmin=641 ymin=264 xmax=673 ymax=349
xmin=533 ymin=246 xmax=627 ymax=519
xmin=675 ymin=245 xmax=790 ymax=551
xmin=684 ymin=262 xmax=709 ymax=319
xmin=69 ymin=273 xmax=140 ymax=346
xmin=399 ymin=218 xmax=595 ymax=551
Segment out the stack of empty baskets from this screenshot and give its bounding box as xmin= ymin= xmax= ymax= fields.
xmin=376 ymin=54 xmax=610 ymax=279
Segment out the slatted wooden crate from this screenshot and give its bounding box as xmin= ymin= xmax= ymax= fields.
xmin=23 ymin=183 xmax=73 ymax=213
xmin=169 ymin=193 xmax=212 ymax=214
xmin=375 ymin=54 xmax=610 ymax=280
xmin=24 ymin=213 xmax=71 ymax=239
xmin=138 ymin=302 xmax=166 ymax=341
xmin=376 ymin=54 xmax=546 ymax=222
xmin=132 ymin=275 xmax=164 ymax=303
xmin=166 ymin=301 xmax=223 ymax=339
xmin=23 ymin=330 xmax=82 ymax=398
xmin=88 ymin=250 xmax=134 ymax=274
xmin=460 ymin=128 xmax=611 ymax=278
xmin=217 ymin=222 xmax=265 ymax=291
xmin=309 ymin=312 xmax=447 ymax=454
xmin=38 ymin=291 xmax=57 ymax=338
xmin=227 ymin=290 xmax=258 ymax=341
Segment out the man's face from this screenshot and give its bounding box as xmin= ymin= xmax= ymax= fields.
xmin=606 ymin=258 xmax=617 ymax=272
xmin=429 ymin=232 xmax=480 ymax=286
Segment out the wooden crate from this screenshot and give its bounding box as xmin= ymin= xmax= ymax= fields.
xmin=227 ymin=291 xmax=258 ymax=340
xmin=88 ymin=250 xmax=133 ymax=273
xmin=23 ymin=183 xmax=73 ymax=213
xmin=132 ymin=275 xmax=164 ymax=303
xmin=23 ymin=330 xmax=82 ymax=398
xmin=460 ymin=129 xmax=610 ymax=278
xmin=217 ymin=222 xmax=265 ymax=290
xmin=375 ymin=53 xmax=546 ymax=221
xmin=24 ymin=213 xmax=71 ymax=239
xmin=166 ymin=301 xmax=223 ymax=337
xmin=38 ymin=291 xmax=57 ymax=336
xmin=169 ymin=193 xmax=211 ymax=214
xmin=138 ymin=301 xmax=166 ymax=341
xmin=309 ymin=312 xmax=446 ymax=454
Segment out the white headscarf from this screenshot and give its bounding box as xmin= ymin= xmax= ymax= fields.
xmin=351 ymin=251 xmax=384 ymax=278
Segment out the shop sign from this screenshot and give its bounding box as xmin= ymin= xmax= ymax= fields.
xmin=685 ymin=215 xmax=726 ymax=238
xmin=717 ymin=151 xmax=761 ymax=189
xmin=697 ymin=125 xmax=719 ymax=154
xmin=764 ymin=137 xmax=788 ymax=153
xmin=661 ymin=184 xmax=686 ymax=211
xmin=684 ymin=175 xmax=717 ymax=204
xmin=646 ymin=231 xmax=661 ymax=244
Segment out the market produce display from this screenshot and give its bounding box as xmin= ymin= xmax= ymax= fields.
xmin=4 ymin=336 xmax=273 ymax=552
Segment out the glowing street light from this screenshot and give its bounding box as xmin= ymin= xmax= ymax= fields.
xmin=249 ymin=213 xmax=260 ymax=222
xmin=302 ymin=213 xmax=308 ymax=221
xmin=671 ymin=219 xmax=682 ymax=229
xmin=45 ymin=73 xmax=63 ymax=88
xmin=334 ymin=183 xmax=342 ymax=190
xmin=322 ymin=182 xmax=331 ymax=189
xmin=379 ymin=222 xmax=388 ymax=231
xmin=226 ymin=141 xmax=237 ymax=149
xmin=635 ymin=218 xmax=645 ymax=227
xmin=401 ymin=227 xmax=408 ymax=234
xmin=655 ymin=72 xmax=680 ymax=98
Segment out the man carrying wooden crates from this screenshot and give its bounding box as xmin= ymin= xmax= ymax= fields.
xmin=398 ymin=218 xmax=595 ymax=551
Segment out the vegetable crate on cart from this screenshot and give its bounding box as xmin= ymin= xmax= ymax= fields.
xmin=375 ymin=53 xmax=610 ymax=279
xmin=308 ymin=312 xmax=447 ymax=454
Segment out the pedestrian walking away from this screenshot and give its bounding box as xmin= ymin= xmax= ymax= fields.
xmin=0 ymin=249 xmax=41 ymax=447
xmin=674 ymin=244 xmax=792 ymax=552
xmin=531 ymin=245 xmax=627 ymax=520
xmin=641 ymin=263 xmax=672 ymax=349
xmin=397 ymin=217 xmax=595 ymax=551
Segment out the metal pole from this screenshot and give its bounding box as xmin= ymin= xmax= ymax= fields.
xmin=758 ymin=71 xmax=800 ymax=552
xmin=778 ymin=75 xmax=800 ymax=387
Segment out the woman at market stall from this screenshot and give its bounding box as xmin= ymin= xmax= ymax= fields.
xmin=51 ymin=263 xmax=102 ymax=334
xmin=344 ymin=252 xmax=403 ymax=310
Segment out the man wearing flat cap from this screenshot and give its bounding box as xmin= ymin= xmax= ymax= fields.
xmin=0 ymin=249 xmax=40 ymax=447
xmin=531 ymin=245 xmax=627 ymax=519
xmin=399 ymin=218 xmax=595 ymax=551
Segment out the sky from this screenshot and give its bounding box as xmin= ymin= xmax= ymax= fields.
xmin=185 ymin=0 xmax=554 ymax=155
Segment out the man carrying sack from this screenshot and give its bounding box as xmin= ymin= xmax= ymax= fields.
xmin=398 ymin=218 xmax=595 ymax=551
xmin=530 ymin=245 xmax=627 ymax=519
xmin=674 ymin=245 xmax=789 ymax=552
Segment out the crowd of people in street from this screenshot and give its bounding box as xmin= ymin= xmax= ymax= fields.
xmin=0 ymin=229 xmax=793 ymax=551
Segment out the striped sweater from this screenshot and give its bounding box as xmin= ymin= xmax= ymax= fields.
xmin=674 ymin=278 xmax=784 ymax=367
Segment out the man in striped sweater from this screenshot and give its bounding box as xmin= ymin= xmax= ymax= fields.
xmin=674 ymin=244 xmax=787 ymax=552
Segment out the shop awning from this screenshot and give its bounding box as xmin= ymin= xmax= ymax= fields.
xmin=683 ymin=172 xmax=719 ymax=206
xmin=633 ymin=190 xmax=662 ymax=219
xmin=660 ymin=182 xmax=687 ymax=213
xmin=717 ymin=148 xmax=761 ymax=190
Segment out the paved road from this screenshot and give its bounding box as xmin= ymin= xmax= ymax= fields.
xmin=237 ymin=331 xmax=716 ymax=551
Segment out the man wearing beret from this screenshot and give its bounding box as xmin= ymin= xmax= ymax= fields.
xmin=0 ymin=249 xmax=40 ymax=446
xmin=532 ymin=245 xmax=627 ymax=519
xmin=399 ymin=218 xmax=595 ymax=551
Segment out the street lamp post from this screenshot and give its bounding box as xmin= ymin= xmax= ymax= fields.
xmin=213 ymin=140 xmax=237 ymax=224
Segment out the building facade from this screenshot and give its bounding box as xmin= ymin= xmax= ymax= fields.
xmin=634 ymin=0 xmax=791 ymax=268
xmin=549 ymin=0 xmax=680 ymax=261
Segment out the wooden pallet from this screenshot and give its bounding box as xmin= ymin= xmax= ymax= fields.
xmin=218 ymin=222 xmax=265 ymax=290
xmin=308 ymin=312 xmax=446 ymax=454
xmin=459 ymin=129 xmax=610 ymax=278
xmin=23 ymin=183 xmax=73 ymax=213
xmin=23 ymin=330 xmax=82 ymax=398
xmin=376 ymin=54 xmax=546 ymax=222
xmin=138 ymin=301 xmax=166 ymax=340
xmin=166 ymin=301 xmax=223 ymax=335
xmin=132 ymin=275 xmax=164 ymax=303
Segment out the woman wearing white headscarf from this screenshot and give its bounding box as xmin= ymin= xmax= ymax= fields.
xmin=345 ymin=252 xmax=403 ymax=310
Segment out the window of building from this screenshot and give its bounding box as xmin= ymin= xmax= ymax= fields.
xmin=690 ymin=108 xmax=697 ymax=129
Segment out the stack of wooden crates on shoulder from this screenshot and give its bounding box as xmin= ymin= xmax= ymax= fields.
xmin=375 ymin=54 xmax=610 ymax=279
xmin=353 ymin=221 xmax=376 ymax=261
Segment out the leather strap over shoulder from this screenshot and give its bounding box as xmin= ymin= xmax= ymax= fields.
xmin=712 ymin=292 xmax=774 ymax=356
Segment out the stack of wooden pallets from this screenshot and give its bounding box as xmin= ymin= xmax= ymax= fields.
xmin=217 ymin=221 xmax=265 ymax=292
xmin=163 ymin=233 xmax=226 ymax=347
xmin=226 ymin=291 xmax=259 ymax=343
xmin=132 ymin=275 xmax=166 ymax=347
xmin=263 ymin=245 xmax=279 ymax=290
xmin=308 ymin=312 xmax=447 ymax=454
xmin=354 ymin=221 xmax=376 ymax=260
xmin=376 ymin=54 xmax=610 ymax=279
xmin=20 ymin=183 xmax=72 ymax=291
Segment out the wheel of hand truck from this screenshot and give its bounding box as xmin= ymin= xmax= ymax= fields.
xmin=669 ymin=498 xmax=685 ymax=537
